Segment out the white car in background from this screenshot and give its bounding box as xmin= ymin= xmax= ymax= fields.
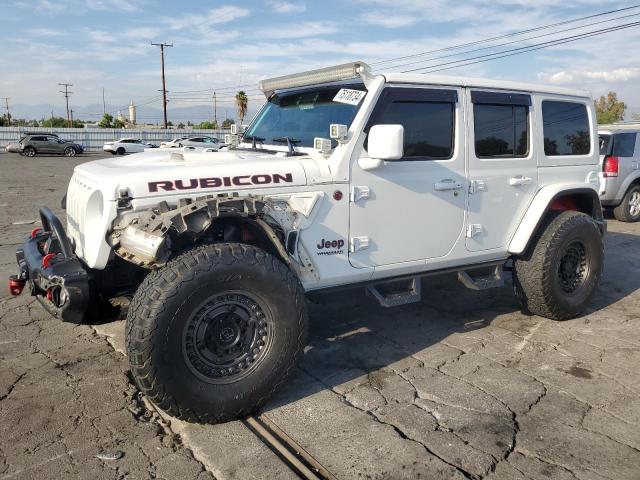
xmin=161 ymin=136 xmax=223 ymax=150
xmin=103 ymin=138 xmax=150 ymax=155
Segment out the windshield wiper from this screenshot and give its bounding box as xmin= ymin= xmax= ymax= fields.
xmin=243 ymin=135 xmax=265 ymax=150
xmin=272 ymin=137 xmax=302 ymax=156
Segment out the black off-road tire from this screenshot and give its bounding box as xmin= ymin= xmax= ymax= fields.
xmin=126 ymin=243 xmax=308 ymax=424
xmin=613 ymin=184 xmax=640 ymax=222
xmin=513 ymin=211 xmax=603 ymax=320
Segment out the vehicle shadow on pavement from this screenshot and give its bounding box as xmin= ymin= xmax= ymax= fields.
xmin=264 ymin=230 xmax=640 ymax=410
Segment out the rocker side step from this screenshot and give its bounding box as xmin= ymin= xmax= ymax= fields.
xmin=367 ymin=277 xmax=421 ymax=307
xmin=457 ymin=265 xmax=504 ymax=291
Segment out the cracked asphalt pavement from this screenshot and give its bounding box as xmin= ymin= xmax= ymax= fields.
xmin=1 ymin=152 xmax=640 ymax=480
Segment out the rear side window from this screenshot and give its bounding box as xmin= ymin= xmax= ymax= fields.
xmin=474 ymin=105 xmax=529 ymax=157
xmin=542 ymin=101 xmax=591 ymax=156
xmin=599 ymin=134 xmax=611 ymax=155
xmin=612 ymin=132 xmax=637 ymax=157
xmin=366 ymin=88 xmax=457 ymax=160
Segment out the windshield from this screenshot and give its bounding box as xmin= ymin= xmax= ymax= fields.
xmin=245 ymin=83 xmax=366 ymax=148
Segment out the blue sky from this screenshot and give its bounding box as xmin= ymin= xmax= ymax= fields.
xmin=1 ymin=0 xmax=640 ymax=122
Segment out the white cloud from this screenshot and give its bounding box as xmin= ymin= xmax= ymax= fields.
xmin=85 ymin=0 xmax=138 ymax=12
xmin=165 ymin=5 xmax=250 ymax=31
xmin=265 ymin=1 xmax=306 ymax=13
xmin=86 ymin=29 xmax=116 ymax=43
xmin=258 ymin=21 xmax=339 ymax=39
xmin=539 ymin=68 xmax=640 ymax=85
xmin=26 ymin=28 xmax=68 ymax=37
xmin=359 ymin=12 xmax=417 ymax=28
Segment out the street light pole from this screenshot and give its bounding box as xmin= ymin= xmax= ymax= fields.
xmin=151 ymin=42 xmax=173 ymax=129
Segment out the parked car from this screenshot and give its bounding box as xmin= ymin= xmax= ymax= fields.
xmin=103 ymin=138 xmax=147 ymax=155
xmin=160 ymin=137 xmax=188 ymax=148
xmin=598 ymin=126 xmax=640 ymax=222
xmin=160 ymin=136 xmax=222 ymax=150
xmin=5 ymin=134 xmax=83 ymax=157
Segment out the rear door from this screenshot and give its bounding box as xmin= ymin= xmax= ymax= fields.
xmin=466 ymin=90 xmax=538 ymax=252
xmin=30 ymin=136 xmax=48 ymax=153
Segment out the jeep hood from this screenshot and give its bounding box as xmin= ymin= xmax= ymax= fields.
xmin=72 ymin=149 xmax=310 ymax=200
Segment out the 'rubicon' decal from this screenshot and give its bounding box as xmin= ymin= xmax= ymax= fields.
xmin=148 ymin=173 xmax=294 ymax=192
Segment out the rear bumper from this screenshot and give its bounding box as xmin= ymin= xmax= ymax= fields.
xmin=13 ymin=207 xmax=90 ymax=323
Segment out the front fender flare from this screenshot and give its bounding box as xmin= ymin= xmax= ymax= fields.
xmin=508 ymin=184 xmax=603 ymax=256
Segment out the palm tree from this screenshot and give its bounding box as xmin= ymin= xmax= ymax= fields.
xmin=235 ymin=90 xmax=248 ymax=125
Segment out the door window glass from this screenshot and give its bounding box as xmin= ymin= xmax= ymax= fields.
xmin=474 ymin=104 xmax=529 ymax=157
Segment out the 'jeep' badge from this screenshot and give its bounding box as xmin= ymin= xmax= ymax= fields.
xmin=316 ymin=238 xmax=345 ymax=256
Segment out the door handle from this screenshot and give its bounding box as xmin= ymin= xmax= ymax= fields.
xmin=434 ymin=179 xmax=463 ymax=191
xmin=509 ymin=176 xmax=533 ymax=186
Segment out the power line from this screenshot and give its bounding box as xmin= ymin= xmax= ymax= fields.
xmin=58 ymin=83 xmax=73 ymax=127
xmin=151 ymin=42 xmax=173 ymax=128
xmin=401 ymin=20 xmax=640 ymax=74
xmin=370 ymin=3 xmax=640 ymax=67
xmin=378 ymin=10 xmax=640 ymax=72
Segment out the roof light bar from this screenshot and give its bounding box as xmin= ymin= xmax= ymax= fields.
xmin=259 ymin=61 xmax=371 ymax=96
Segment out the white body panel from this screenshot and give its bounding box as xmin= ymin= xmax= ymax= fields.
xmin=65 ymin=69 xmax=600 ymax=293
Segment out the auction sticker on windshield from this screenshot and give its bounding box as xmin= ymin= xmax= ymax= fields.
xmin=333 ymin=88 xmax=366 ymax=106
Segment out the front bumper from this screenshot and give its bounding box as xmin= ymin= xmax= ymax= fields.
xmin=13 ymin=207 xmax=90 ymax=323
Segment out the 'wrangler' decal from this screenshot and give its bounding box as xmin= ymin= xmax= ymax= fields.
xmin=148 ymin=173 xmax=294 ymax=192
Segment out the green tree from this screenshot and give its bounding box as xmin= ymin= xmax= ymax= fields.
xmin=595 ymin=92 xmax=626 ymax=124
xmin=177 ymin=122 xmax=185 ymax=129
xmin=113 ymin=118 xmax=126 ymax=129
xmin=197 ymin=120 xmax=218 ymax=129
xmin=41 ymin=116 xmax=69 ymax=128
xmin=98 ymin=113 xmax=114 ymax=128
xmin=235 ymin=90 xmax=248 ymax=125
xmin=0 ymin=115 xmax=7 ymax=126
xmin=221 ymin=118 xmax=235 ymax=129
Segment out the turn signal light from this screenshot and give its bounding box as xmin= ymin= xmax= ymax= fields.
xmin=603 ymin=156 xmax=619 ymax=177
xmin=8 ymin=276 xmax=26 ymax=296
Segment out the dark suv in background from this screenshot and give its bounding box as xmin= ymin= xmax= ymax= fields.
xmin=6 ymin=133 xmax=84 ymax=157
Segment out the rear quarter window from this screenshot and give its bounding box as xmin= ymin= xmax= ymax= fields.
xmin=542 ymin=101 xmax=591 ymax=156
xmin=612 ymin=132 xmax=637 ymax=157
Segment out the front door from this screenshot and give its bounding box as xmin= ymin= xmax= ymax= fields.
xmin=465 ymin=90 xmax=538 ymax=251
xmin=349 ymin=86 xmax=466 ymax=268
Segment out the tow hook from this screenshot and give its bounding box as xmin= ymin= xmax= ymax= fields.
xmin=8 ymin=275 xmax=26 ymax=296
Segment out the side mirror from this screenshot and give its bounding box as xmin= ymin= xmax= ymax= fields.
xmin=368 ymin=124 xmax=404 ymax=161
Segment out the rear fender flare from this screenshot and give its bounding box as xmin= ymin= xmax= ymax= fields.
xmin=509 ymin=185 xmax=603 ymax=256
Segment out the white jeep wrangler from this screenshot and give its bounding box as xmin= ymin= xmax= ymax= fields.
xmin=11 ymin=61 xmax=605 ymax=424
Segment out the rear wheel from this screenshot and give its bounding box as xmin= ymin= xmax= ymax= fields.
xmin=126 ymin=243 xmax=308 ymax=424
xmin=513 ymin=210 xmax=603 ymax=320
xmin=23 ymin=146 xmax=36 ymax=157
xmin=613 ymin=184 xmax=640 ymax=222
xmin=117 ymin=147 xmax=125 ymax=155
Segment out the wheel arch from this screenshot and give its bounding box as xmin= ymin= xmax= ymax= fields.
xmin=509 ymin=185 xmax=604 ymax=256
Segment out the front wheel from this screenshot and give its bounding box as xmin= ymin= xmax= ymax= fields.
xmin=513 ymin=211 xmax=603 ymax=320
xmin=126 ymin=243 xmax=308 ymax=424
xmin=23 ymin=146 xmax=36 ymax=157
xmin=64 ymin=147 xmax=77 ymax=157
xmin=117 ymin=147 xmax=125 ymax=155
xmin=613 ymin=184 xmax=640 ymax=222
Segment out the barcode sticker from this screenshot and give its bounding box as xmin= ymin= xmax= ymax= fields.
xmin=333 ymin=88 xmax=366 ymax=106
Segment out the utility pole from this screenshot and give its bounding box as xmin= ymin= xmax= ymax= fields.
xmin=151 ymin=42 xmax=172 ymax=129
xmin=102 ymin=87 xmax=106 ymax=115
xmin=214 ymin=91 xmax=217 ymax=126
xmin=58 ymin=83 xmax=73 ymax=127
xmin=70 ymin=108 xmax=74 ymax=126
xmin=1 ymin=97 xmax=10 ymax=126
